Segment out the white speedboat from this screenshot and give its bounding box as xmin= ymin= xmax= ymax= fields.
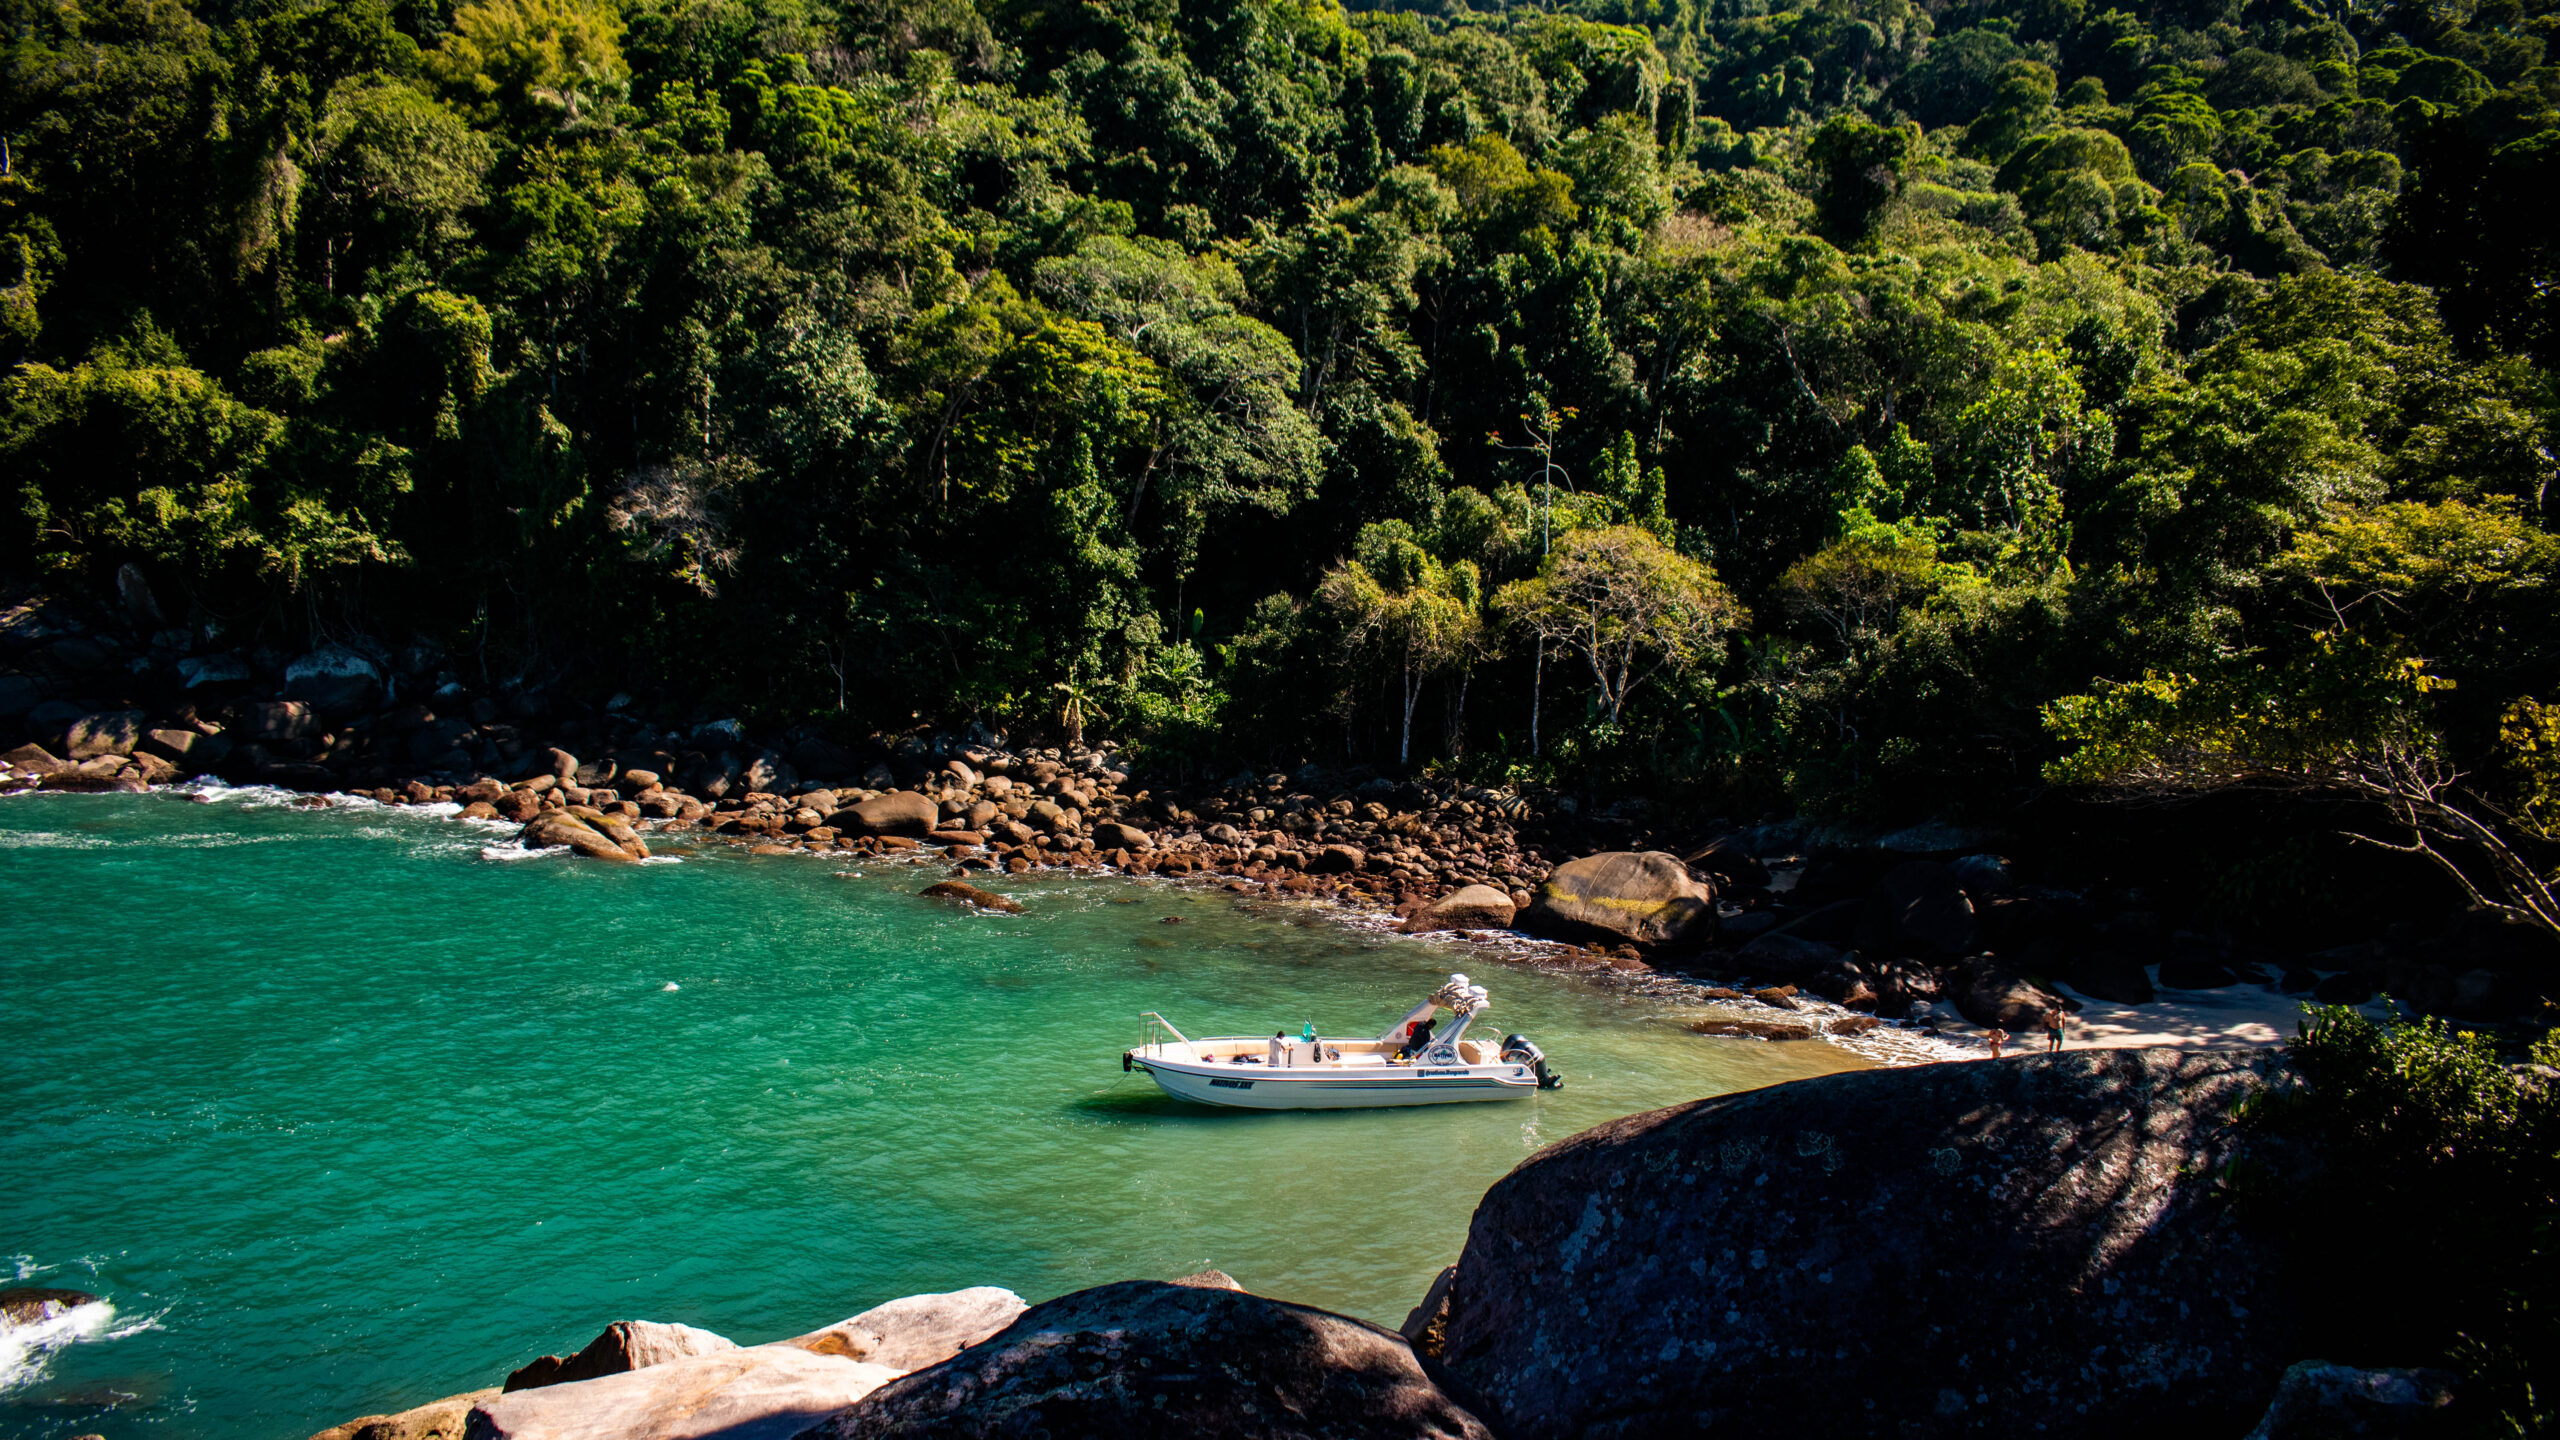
xmin=1121 ymin=974 xmax=1561 ymax=1110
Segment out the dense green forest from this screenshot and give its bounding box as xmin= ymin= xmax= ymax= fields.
xmin=5 ymin=0 xmax=2558 ymax=862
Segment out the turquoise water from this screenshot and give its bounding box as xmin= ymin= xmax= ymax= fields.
xmin=0 ymin=788 xmax=1863 ymax=1439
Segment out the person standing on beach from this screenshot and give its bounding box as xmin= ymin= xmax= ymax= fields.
xmin=2044 ymin=1008 xmax=2066 ymax=1053
xmin=1986 ymin=1026 xmax=2010 ymax=1059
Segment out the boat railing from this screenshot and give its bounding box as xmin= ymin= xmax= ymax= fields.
xmin=1138 ymin=1011 xmax=1189 ymax=1057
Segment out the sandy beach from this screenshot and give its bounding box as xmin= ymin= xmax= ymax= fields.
xmin=1853 ymin=971 xmax=2414 ymax=1065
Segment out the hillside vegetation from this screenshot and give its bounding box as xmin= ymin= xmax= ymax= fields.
xmin=5 ymin=0 xmax=2558 ymax=884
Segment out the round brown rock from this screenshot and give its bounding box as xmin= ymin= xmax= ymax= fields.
xmin=829 ymin=792 xmax=940 ymax=836
xmin=1400 ymin=884 xmax=1518 ymax=934
xmin=1519 ymin=852 xmax=1715 ymax=948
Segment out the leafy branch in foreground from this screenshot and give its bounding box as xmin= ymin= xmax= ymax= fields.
xmin=2047 ymin=498 xmax=2560 ymax=941
xmin=2045 ymin=641 xmax=2560 ymax=939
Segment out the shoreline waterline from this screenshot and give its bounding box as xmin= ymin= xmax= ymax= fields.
xmin=0 ymin=785 xmax=1867 ymax=1439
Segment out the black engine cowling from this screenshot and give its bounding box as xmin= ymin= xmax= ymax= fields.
xmin=1501 ymin=1033 xmax=1563 ymax=1089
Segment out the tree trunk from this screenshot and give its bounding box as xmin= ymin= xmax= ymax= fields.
xmin=1399 ymin=650 xmax=1419 ymax=765
xmin=1448 ymin=668 xmax=1471 ymax=757
xmin=1531 ymin=640 xmax=1544 ymax=757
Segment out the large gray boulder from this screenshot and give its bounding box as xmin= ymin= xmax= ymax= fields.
xmin=1433 ymin=1049 xmax=2295 ymax=1438
xmin=465 ymin=1346 xmax=899 ymax=1440
xmin=1870 ymin=859 xmax=1978 ymax=957
xmin=503 ymin=1320 xmax=737 ymax=1392
xmin=1954 ymin=963 xmax=2068 ymax=1030
xmin=285 ymin=644 xmax=385 ymax=713
xmin=806 ymin=1280 xmax=1493 ymax=1439
xmin=1520 ymin=852 xmax=1715 ymax=948
xmin=63 ymin=711 xmax=146 ymax=759
xmin=1731 ymin=932 xmax=1843 ymax=979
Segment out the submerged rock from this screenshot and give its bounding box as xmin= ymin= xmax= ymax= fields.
xmin=809 ymin=1280 xmax=1493 ymax=1439
xmin=503 ymin=1320 xmax=737 ymax=1392
xmin=0 ymin=1287 xmax=98 ymax=1325
xmin=1520 ymin=851 xmax=1715 ymax=948
xmin=1435 ymin=1049 xmax=2294 ymax=1438
xmin=918 ymin=881 xmax=1023 ymax=914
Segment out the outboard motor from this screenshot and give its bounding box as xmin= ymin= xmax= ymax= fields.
xmin=1500 ymin=1033 xmax=1563 ymax=1090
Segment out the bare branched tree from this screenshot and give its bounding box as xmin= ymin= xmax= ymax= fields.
xmin=607 ymin=457 xmax=748 ymax=594
xmin=1496 ymin=525 xmax=1744 ymax=726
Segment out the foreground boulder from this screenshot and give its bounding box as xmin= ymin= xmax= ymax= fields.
xmin=783 ymin=1287 xmax=1027 ymax=1368
xmin=1434 ymin=1050 xmax=2292 ymax=1438
xmin=1520 ymin=852 xmax=1714 ymax=948
xmin=809 ymin=1280 xmax=1492 ymax=1439
xmin=504 ymin=1320 xmax=736 ymax=1392
xmin=1401 ymin=885 xmax=1517 ymax=934
xmin=466 ymin=1346 xmax=898 ymax=1440
xmin=309 ymin=1388 xmax=496 ymax=1440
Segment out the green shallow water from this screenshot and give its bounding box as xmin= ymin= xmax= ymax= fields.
xmin=0 ymin=788 xmax=1864 ymax=1439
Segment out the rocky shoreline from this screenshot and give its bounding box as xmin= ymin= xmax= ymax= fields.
xmin=6 ymin=589 xmax=2553 ymax=1050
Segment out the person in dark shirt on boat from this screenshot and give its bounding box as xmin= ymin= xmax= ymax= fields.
xmin=1397 ymin=1018 xmax=1436 ymax=1061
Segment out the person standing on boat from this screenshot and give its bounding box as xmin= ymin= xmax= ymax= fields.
xmin=1270 ymin=1030 xmax=1288 ymax=1068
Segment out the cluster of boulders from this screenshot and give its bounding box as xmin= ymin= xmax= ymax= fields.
xmin=277 ymin=1054 xmax=2463 ymax=1440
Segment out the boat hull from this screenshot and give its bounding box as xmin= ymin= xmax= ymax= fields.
xmin=1132 ymin=1058 xmax=1539 ymax=1110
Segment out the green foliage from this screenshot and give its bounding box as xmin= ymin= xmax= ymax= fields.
xmin=2242 ymin=1008 xmax=2559 ymax=1429
xmin=0 ymin=0 xmax=2554 ymax=811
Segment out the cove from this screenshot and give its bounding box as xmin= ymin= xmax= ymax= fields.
xmin=0 ymin=789 xmax=1864 ymax=1440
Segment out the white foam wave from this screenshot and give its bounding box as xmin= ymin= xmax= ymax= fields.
xmin=177 ymin=781 xmax=306 ymax=807
xmin=482 ymin=844 xmax=568 ymax=862
xmin=0 ymin=1296 xmax=117 ymax=1394
xmin=638 ymin=855 xmax=684 ymax=865
xmin=0 ymin=832 xmax=112 ymax=850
